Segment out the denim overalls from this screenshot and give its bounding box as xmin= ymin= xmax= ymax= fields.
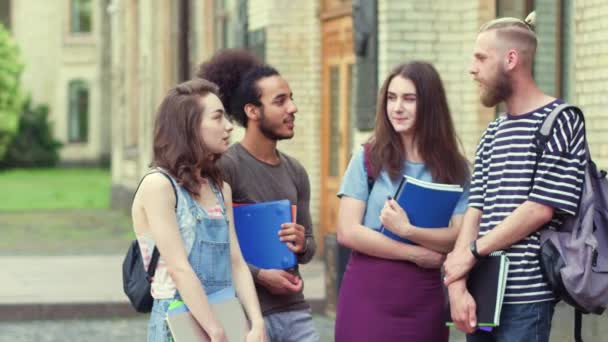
xmin=147 ymin=173 xmax=232 ymax=342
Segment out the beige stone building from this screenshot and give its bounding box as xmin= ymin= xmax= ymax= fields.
xmin=108 ymin=0 xmax=608 ymax=250
xmin=2 ymin=0 xmax=112 ymax=165
xmin=1 ymin=0 xmax=606 ymax=337
xmin=108 ymin=0 xmax=608 ymax=337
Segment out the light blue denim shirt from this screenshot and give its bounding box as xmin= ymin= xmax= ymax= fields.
xmin=338 ymin=146 xmax=469 ymax=230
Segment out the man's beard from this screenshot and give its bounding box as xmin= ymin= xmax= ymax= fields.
xmin=258 ymin=108 xmax=293 ymax=141
xmin=481 ymin=67 xmax=513 ymax=107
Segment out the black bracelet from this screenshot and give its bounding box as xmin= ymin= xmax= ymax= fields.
xmin=469 ymin=240 xmax=484 ymax=260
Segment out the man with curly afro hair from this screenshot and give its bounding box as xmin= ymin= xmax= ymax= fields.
xmin=197 ymin=49 xmax=319 ymax=342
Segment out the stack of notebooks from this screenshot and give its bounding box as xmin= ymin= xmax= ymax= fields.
xmin=380 ymin=176 xmax=463 ymax=244
xmin=447 ymin=252 xmax=510 ymax=329
xmin=233 ymin=199 xmax=297 ymax=269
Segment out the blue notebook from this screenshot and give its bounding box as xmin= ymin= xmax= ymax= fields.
xmin=233 ymin=199 xmax=297 ymax=269
xmin=381 ymin=176 xmax=463 ymax=244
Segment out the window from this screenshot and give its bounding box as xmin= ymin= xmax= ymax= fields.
xmin=494 ymin=0 xmax=572 ymax=113
xmin=68 ymin=80 xmax=89 ymax=143
xmin=70 ymin=0 xmax=92 ymax=33
xmin=495 ymin=0 xmax=535 ymax=115
xmin=248 ymin=28 xmax=265 ymax=61
xmin=533 ymin=0 xmax=572 ymax=100
xmin=213 ymin=0 xmax=247 ymax=49
xmin=214 ymin=0 xmax=229 ymax=48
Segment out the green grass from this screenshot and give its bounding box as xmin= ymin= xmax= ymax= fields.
xmin=0 ymin=168 xmax=132 ymax=255
xmin=0 ymin=168 xmax=111 ymax=210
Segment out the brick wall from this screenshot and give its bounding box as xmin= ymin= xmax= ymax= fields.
xmin=251 ymin=1 xmax=322 ymax=233
xmin=377 ymin=0 xmax=495 ymax=160
xmin=574 ymin=0 xmax=608 ymax=169
xmin=248 ymin=0 xmax=269 ymax=31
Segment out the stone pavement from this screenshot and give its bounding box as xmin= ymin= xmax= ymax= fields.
xmin=1 ymin=255 xmax=606 ymax=341
xmin=0 ymin=255 xmax=325 ymax=321
xmin=0 ymin=315 xmax=337 ymax=342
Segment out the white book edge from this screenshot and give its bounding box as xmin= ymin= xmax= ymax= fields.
xmin=404 ymin=176 xmax=463 ymax=192
xmin=492 ymin=255 xmax=510 ymax=326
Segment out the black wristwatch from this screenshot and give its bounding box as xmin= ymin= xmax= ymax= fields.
xmin=469 ymin=240 xmax=484 ymax=260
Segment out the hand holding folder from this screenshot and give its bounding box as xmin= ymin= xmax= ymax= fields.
xmin=233 ymin=200 xmax=297 ymax=269
xmin=381 ymin=176 xmax=463 ymax=244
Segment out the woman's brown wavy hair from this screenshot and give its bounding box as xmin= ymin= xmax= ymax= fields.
xmin=367 ymin=62 xmax=470 ymax=185
xmin=151 ymin=79 xmax=224 ymax=197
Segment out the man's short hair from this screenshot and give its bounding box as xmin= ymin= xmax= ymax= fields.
xmin=479 ymin=14 xmax=537 ymax=68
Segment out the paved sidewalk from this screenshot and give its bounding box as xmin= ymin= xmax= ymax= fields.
xmin=3 ymin=255 xmax=606 ymax=341
xmin=0 ymin=255 xmax=325 ymax=321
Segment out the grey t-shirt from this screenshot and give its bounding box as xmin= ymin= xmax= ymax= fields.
xmin=218 ymin=143 xmax=316 ymax=315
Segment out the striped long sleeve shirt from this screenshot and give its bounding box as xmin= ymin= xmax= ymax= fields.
xmin=469 ymin=99 xmax=587 ymax=304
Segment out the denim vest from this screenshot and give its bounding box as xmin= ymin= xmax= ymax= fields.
xmin=147 ymin=172 xmax=232 ymax=342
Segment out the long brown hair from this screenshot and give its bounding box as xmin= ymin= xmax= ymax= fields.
xmin=151 ymin=79 xmax=223 ymax=196
xmin=368 ymin=62 xmax=469 ymax=185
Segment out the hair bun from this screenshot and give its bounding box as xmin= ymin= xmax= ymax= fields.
xmin=524 ymin=11 xmax=536 ymax=31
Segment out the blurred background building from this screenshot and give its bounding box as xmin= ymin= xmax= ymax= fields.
xmin=99 ymin=0 xmax=607 ymax=253
xmin=1 ymin=1 xmax=607 ymax=337
xmin=1 ymin=0 xmax=111 ymax=166
xmin=2 ymin=0 xmax=607 ymax=271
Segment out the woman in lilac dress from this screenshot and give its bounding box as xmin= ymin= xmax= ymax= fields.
xmin=335 ymin=61 xmax=470 ymax=341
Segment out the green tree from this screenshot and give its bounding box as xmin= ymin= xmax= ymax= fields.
xmin=0 ymin=23 xmax=24 ymax=159
xmin=1 ymin=98 xmax=63 ymax=168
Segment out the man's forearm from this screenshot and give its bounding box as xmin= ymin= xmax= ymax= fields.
xmin=476 ymin=200 xmax=553 ymax=256
xmin=453 ymin=207 xmax=482 ymax=251
xmin=297 ymin=236 xmax=316 ymax=264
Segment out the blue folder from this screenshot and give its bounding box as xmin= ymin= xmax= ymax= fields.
xmin=381 ymin=176 xmax=463 ymax=244
xmin=233 ymin=199 xmax=297 ymax=269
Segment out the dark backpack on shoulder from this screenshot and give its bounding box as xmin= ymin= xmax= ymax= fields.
xmin=122 ymin=240 xmax=160 ymax=313
xmin=122 ymin=170 xmax=177 ymax=313
xmin=532 ymin=104 xmax=608 ymax=341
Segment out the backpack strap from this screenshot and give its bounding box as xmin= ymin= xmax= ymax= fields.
xmin=574 ymin=309 xmax=583 ymax=342
xmin=132 ymin=169 xmax=178 ymax=276
xmin=147 ymin=245 xmax=160 ymax=278
xmin=362 ymin=143 xmax=376 ymax=193
xmin=530 ymin=104 xmax=586 ymax=184
xmin=132 ymin=169 xmax=178 ymax=210
xmin=533 ymin=103 xmax=584 ymax=154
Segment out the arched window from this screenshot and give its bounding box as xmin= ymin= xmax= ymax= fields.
xmin=68 ymin=80 xmax=89 ymax=143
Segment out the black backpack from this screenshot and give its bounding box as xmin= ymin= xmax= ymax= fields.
xmin=122 ymin=170 xmax=177 ymax=313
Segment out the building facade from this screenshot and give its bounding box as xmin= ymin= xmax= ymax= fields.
xmin=108 ymin=0 xmax=608 ymax=249
xmin=2 ymin=0 xmax=112 ymax=165
xmin=107 ymin=0 xmax=607 ymax=336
